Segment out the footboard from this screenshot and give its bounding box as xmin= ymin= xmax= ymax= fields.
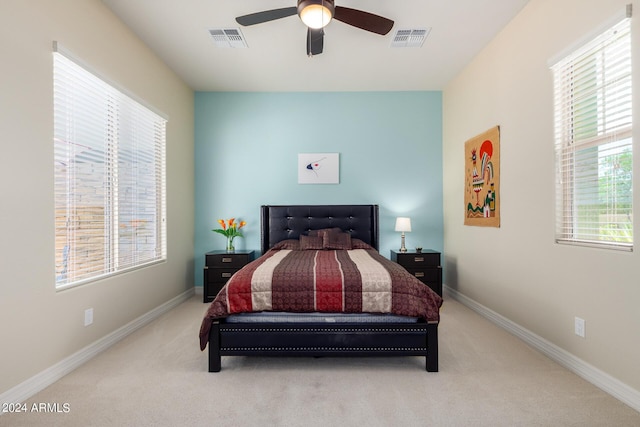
xmin=208 ymin=321 xmax=438 ymax=372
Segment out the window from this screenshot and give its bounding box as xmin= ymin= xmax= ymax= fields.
xmin=552 ymin=14 xmax=633 ymax=251
xmin=53 ymin=45 xmax=167 ymax=289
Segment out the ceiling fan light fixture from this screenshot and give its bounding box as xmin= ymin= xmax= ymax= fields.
xmin=298 ymin=0 xmax=334 ymax=29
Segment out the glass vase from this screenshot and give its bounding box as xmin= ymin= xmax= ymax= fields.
xmin=226 ymin=236 xmax=235 ymax=253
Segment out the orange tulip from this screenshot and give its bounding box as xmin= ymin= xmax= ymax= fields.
xmin=217 ymin=219 xmax=226 ymax=230
xmin=228 ymin=218 xmax=235 ymax=227
xmin=239 ymin=221 xmax=247 ymax=229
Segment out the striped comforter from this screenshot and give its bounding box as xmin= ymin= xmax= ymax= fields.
xmin=199 ymin=248 xmax=442 ymax=350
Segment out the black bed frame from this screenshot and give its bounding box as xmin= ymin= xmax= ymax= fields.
xmin=208 ymin=204 xmax=439 ymax=372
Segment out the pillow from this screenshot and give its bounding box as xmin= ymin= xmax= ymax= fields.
xmin=299 ymin=235 xmax=324 ymax=250
xmin=308 ymin=227 xmax=342 ymax=238
xmin=271 ymin=239 xmax=300 ymax=251
xmin=351 ymin=238 xmax=374 ymax=250
xmin=323 ymin=231 xmax=352 ymax=250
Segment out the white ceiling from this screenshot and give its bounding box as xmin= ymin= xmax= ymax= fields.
xmin=101 ymin=0 xmax=530 ymax=92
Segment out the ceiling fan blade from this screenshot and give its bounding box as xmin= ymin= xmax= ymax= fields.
xmin=333 ymin=7 xmax=394 ymax=35
xmin=236 ymin=7 xmax=297 ymax=26
xmin=306 ymin=28 xmax=324 ymax=56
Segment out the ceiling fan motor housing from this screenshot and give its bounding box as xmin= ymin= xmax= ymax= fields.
xmin=298 ymin=0 xmax=335 ymax=29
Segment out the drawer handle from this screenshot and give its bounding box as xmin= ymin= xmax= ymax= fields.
xmin=221 ymin=272 xmax=232 ymax=278
xmin=414 ymin=257 xmax=424 ymax=262
xmin=222 ymin=257 xmax=233 ymax=263
xmin=415 ymin=272 xmax=425 ymax=278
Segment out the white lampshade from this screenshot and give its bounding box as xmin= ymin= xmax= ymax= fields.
xmin=298 ymin=1 xmax=333 ymax=29
xmin=394 ymin=217 xmax=412 ymax=232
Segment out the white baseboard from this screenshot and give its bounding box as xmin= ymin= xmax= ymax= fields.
xmin=444 ymin=285 xmax=640 ymax=413
xmin=0 ymin=288 xmax=194 ymax=406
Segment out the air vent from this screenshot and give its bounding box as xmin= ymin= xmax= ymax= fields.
xmin=209 ymin=28 xmax=248 ymax=48
xmin=390 ymin=28 xmax=431 ymax=48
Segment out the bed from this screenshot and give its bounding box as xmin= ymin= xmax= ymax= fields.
xmin=199 ymin=204 xmax=442 ymax=372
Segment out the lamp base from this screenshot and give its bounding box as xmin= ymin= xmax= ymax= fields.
xmin=399 ymin=233 xmax=407 ymax=252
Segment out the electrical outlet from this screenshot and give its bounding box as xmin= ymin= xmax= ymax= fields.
xmin=84 ymin=308 xmax=93 ymax=326
xmin=574 ymin=317 xmax=585 ymax=338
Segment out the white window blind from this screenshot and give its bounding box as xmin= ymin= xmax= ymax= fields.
xmin=551 ymin=15 xmax=633 ymax=251
xmin=53 ymin=48 xmax=167 ymax=289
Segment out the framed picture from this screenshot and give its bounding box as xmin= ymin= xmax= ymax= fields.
xmin=298 ymin=153 xmax=339 ymax=184
xmin=464 ymin=126 xmax=500 ymax=227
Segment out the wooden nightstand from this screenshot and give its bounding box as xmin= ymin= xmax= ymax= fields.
xmin=390 ymin=249 xmax=442 ymax=297
xmin=203 ymin=250 xmax=255 ymax=303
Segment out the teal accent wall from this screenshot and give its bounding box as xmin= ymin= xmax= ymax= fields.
xmin=194 ymin=91 xmax=443 ymax=286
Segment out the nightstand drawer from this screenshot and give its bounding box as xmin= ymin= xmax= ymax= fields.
xmin=206 ymin=268 xmax=240 ymax=282
xmin=206 ymin=253 xmax=252 ymax=268
xmin=391 ymin=250 xmax=440 ymax=268
xmin=405 ymin=268 xmax=440 ymax=282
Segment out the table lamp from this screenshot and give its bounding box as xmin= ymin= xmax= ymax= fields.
xmin=394 ymin=217 xmax=412 ymax=253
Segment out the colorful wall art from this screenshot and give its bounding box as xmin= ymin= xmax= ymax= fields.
xmin=464 ymin=126 xmax=500 ymax=227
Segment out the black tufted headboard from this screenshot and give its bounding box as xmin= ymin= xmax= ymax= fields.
xmin=260 ymin=205 xmax=379 ymax=254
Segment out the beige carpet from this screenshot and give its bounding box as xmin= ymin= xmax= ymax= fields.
xmin=2 ymin=296 xmax=639 ymax=427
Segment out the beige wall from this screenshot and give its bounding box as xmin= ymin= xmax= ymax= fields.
xmin=443 ymin=0 xmax=640 ymax=392
xmin=0 ymin=0 xmax=194 ymax=394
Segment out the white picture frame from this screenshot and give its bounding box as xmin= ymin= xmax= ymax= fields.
xmin=298 ymin=153 xmax=339 ymax=184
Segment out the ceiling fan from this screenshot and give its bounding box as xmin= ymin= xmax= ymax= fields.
xmin=235 ymin=0 xmax=394 ymax=56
